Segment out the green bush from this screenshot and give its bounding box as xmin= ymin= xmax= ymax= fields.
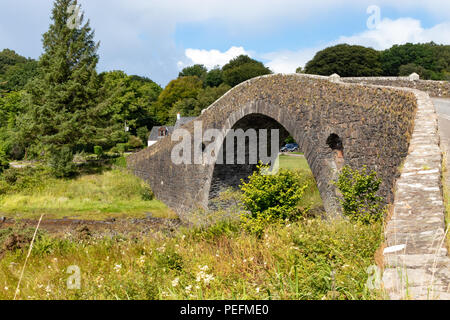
xmin=140 ymin=183 xmax=154 ymax=201
xmin=0 ymin=166 xmax=52 ymax=194
xmin=116 ymin=143 xmax=129 ymax=153
xmin=93 ymin=146 xmax=103 ymax=158
xmin=333 ymin=166 xmax=384 ymax=224
xmin=128 ymin=136 xmax=143 ymax=149
xmin=48 ymin=146 xmax=77 ymax=178
xmin=112 ymin=156 xmax=127 ymax=168
xmin=239 ymin=164 xmax=308 ymax=236
xmin=136 ymin=127 xmax=149 ymax=144
xmin=0 ymin=148 xmax=9 ymax=174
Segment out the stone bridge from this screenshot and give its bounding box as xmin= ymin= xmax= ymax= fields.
xmin=128 ymin=73 xmax=450 ymax=299
xmin=128 ymin=74 xmax=422 ymax=218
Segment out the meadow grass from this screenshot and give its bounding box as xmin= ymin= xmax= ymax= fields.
xmin=278 ymin=154 xmax=309 ymax=171
xmin=0 ymin=218 xmax=384 ymax=300
xmin=278 ymin=154 xmax=323 ymax=212
xmin=0 ymin=168 xmax=175 ymax=220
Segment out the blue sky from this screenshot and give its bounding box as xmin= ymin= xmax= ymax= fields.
xmin=1 ymin=0 xmax=450 ymax=86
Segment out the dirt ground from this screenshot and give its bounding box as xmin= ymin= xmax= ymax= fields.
xmin=0 ymin=215 xmax=184 ymax=238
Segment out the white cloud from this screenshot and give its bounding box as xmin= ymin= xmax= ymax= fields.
xmin=182 ymin=46 xmax=252 ymax=70
xmin=336 ymin=18 xmax=450 ymax=50
xmin=261 ymin=48 xmax=322 ymax=74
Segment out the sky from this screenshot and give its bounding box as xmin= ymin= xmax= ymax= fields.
xmin=1 ymin=0 xmax=450 ymax=86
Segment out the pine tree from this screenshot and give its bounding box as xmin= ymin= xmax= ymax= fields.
xmin=19 ymin=0 xmax=100 ymax=159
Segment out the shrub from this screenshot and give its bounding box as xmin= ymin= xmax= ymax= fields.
xmin=112 ymin=156 xmax=127 ymax=168
xmin=93 ymin=146 xmax=104 ymax=158
xmin=240 ymin=164 xmax=308 ymax=236
xmin=0 ymin=148 xmax=9 ymax=174
xmin=140 ymin=183 xmax=154 ymax=201
xmin=136 ymin=127 xmax=149 ymax=144
xmin=48 ymin=146 xmax=77 ymax=178
xmin=128 ymin=136 xmax=143 ymax=149
xmin=116 ymin=143 xmax=129 ymax=153
xmin=333 ymin=165 xmax=384 ymax=224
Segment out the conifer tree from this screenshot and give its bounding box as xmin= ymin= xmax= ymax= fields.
xmin=19 ymin=0 xmax=99 ymax=160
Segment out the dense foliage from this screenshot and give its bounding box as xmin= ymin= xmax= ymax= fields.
xmin=240 ymin=165 xmax=308 ymax=236
xmin=333 ymin=166 xmax=384 ymax=224
xmin=302 ymin=42 xmax=450 ymax=80
xmin=222 ymin=55 xmax=272 ymax=87
xmin=304 ymin=44 xmax=383 ymax=77
xmin=381 ymin=42 xmax=450 ymax=80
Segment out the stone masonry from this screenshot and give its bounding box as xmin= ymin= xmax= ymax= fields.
xmin=128 ymin=74 xmax=418 ymax=220
xmin=381 ymin=90 xmax=450 ymax=299
xmin=128 ymin=73 xmax=450 ymax=299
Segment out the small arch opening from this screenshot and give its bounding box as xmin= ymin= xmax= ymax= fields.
xmin=326 ymin=133 xmax=345 ymax=171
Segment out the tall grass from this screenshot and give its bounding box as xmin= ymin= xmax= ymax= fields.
xmin=0 ymin=218 xmax=383 ymax=300
xmin=0 ymin=168 xmax=175 ymax=220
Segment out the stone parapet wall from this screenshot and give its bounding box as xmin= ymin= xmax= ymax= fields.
xmin=341 ymin=76 xmax=450 ymax=98
xmin=381 ymin=90 xmax=450 ymax=300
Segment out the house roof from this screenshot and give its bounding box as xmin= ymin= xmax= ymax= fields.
xmin=148 ymin=117 xmax=197 ymax=142
xmin=148 ymin=126 xmax=174 ymax=141
xmin=174 ymin=117 xmax=197 ymax=130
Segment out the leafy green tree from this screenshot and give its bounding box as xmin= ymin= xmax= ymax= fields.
xmin=398 ymin=63 xmax=432 ymax=79
xmin=151 ymin=76 xmax=203 ymax=124
xmin=381 ymin=42 xmax=450 ymax=79
xmin=204 ymin=68 xmax=224 ymax=87
xmin=222 ymin=55 xmax=271 ymax=87
xmin=178 ymin=64 xmax=207 ymax=80
xmin=0 ymin=91 xmax=27 ymax=159
xmin=97 ymin=70 xmax=161 ymax=147
xmin=17 ymin=0 xmax=100 ymax=159
xmin=304 ymin=44 xmax=383 ymax=77
xmin=0 ymin=60 xmax=39 ymax=92
xmin=0 ymin=49 xmax=27 ymax=75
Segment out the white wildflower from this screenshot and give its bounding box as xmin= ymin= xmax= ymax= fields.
xmin=172 ymin=277 xmax=179 ymax=287
xmin=113 ymin=264 xmax=122 ymax=272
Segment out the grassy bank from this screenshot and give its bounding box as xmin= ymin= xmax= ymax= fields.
xmin=278 ymin=154 xmax=323 ymax=213
xmin=0 ymin=218 xmax=383 ymax=300
xmin=0 ymin=167 xmax=175 ymax=220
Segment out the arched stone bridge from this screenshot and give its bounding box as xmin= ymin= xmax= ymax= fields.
xmin=128 ymin=74 xmax=421 ymax=219
xmin=128 ymin=73 xmax=450 ymax=299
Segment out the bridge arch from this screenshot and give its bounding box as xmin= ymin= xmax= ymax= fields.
xmin=127 ymin=74 xmax=418 ymax=221
xmin=207 ymin=104 xmax=343 ymax=215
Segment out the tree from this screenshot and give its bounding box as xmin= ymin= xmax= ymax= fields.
xmin=204 ymin=68 xmax=224 ymax=87
xmin=0 ymin=60 xmax=39 ymax=92
xmin=295 ymin=66 xmax=304 ymax=74
xmin=304 ymin=44 xmax=383 ymax=77
xmin=381 ymin=42 xmax=450 ymax=79
xmin=178 ymin=64 xmax=207 ymax=80
xmin=97 ymin=70 xmax=162 ymax=148
xmin=398 ymin=63 xmax=432 ymax=79
xmin=151 ymin=76 xmax=203 ymax=124
xmin=222 ymin=55 xmax=271 ymax=87
xmin=0 ymin=49 xmax=27 ymax=75
xmin=17 ymin=0 xmax=100 ymax=159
